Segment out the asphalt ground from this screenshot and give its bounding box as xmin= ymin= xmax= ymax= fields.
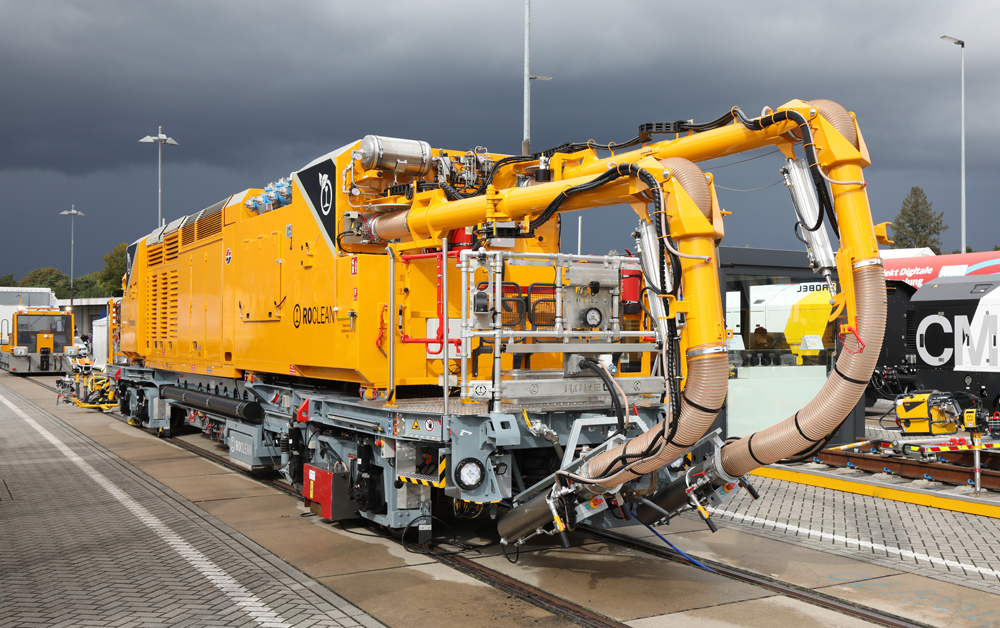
xmin=5 ymin=370 xmax=1000 ymax=627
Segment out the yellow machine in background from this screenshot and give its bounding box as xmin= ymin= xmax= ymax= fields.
xmin=54 ymin=297 xmax=125 ymax=410
xmin=890 ymin=390 xmax=991 ymax=437
xmin=0 ymin=309 xmax=75 ymax=374
xmin=57 ymin=364 xmax=117 ymax=411
xmin=894 ymin=391 xmax=961 ymax=436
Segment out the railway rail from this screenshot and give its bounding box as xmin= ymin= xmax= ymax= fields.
xmin=24 ymin=373 xmax=933 ymax=628
xmin=583 ymin=527 xmax=929 ymax=628
xmin=817 ymin=448 xmax=1000 ymax=491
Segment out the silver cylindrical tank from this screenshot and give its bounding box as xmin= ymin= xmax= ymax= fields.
xmin=497 ymin=490 xmax=555 ymax=544
xmin=357 ymin=135 xmax=432 ymax=176
xmin=782 ymin=158 xmax=836 ymax=279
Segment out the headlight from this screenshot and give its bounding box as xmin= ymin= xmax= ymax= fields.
xmin=454 ymin=457 xmax=486 ymax=491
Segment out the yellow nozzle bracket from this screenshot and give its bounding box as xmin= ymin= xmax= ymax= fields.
xmin=874 ymin=222 xmax=894 ymax=246
xmin=663 ymin=294 xmax=690 ymax=319
xmin=830 ymin=248 xmax=858 ymax=326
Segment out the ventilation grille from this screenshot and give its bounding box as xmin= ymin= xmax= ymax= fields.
xmin=145 ymin=271 xmax=175 ymax=343
xmin=163 ymin=233 xmax=179 ymax=262
xmin=147 ymin=243 xmax=163 ymax=268
xmin=905 ymin=309 xmax=917 ymax=352
xmin=196 ymin=211 xmax=222 ymax=240
xmin=168 ymin=270 xmax=178 ymax=338
xmin=181 ymin=223 xmax=195 ymax=247
xmin=147 ymin=274 xmax=159 ymax=341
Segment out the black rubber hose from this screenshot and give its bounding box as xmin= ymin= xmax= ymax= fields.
xmin=581 ymin=359 xmax=625 ymax=436
xmin=531 ymin=163 xmax=662 ymax=235
xmin=441 ymin=183 xmax=466 ymax=201
xmin=732 ymin=108 xmax=838 ymax=235
xmin=540 ymin=111 xmax=735 ymax=156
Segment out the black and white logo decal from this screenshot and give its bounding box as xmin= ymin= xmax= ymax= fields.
xmin=319 ymin=173 xmax=333 ymax=216
xmin=294 ymin=158 xmax=339 ymax=251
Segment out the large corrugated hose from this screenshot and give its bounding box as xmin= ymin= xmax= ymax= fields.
xmin=370 ymin=210 xmax=410 ymax=241
xmin=810 ymin=99 xmax=858 ymax=149
xmin=581 ymin=349 xmax=729 ymax=488
xmin=719 ymin=263 xmax=886 ymax=477
xmin=660 ymin=157 xmax=712 ymax=222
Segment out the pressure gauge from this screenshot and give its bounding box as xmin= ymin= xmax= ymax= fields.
xmin=455 ymin=457 xmax=486 ymax=491
xmin=583 ymin=307 xmax=603 ymax=328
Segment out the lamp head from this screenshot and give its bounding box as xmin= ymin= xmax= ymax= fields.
xmin=138 ymin=135 xmax=156 ymax=143
xmin=941 ymin=35 xmax=965 ymax=47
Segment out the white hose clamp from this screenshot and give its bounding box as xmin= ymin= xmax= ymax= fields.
xmin=852 ymin=258 xmax=883 ymax=270
xmin=686 ymin=345 xmax=727 ymax=358
xmin=712 ymin=454 xmax=741 ymax=485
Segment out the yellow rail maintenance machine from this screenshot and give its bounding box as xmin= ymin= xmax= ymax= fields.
xmin=112 ymin=99 xmax=888 ymax=546
xmin=1 ymin=308 xmax=75 ymax=375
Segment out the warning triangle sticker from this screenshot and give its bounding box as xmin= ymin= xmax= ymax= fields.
xmin=412 ymin=419 xmax=420 ymax=430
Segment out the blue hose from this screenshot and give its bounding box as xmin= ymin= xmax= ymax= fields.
xmin=640 ymin=520 xmax=715 ymax=573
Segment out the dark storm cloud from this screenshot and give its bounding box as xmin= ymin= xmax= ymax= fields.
xmin=1 ymin=1 xmax=997 ymax=278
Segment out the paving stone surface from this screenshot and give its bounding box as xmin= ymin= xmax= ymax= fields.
xmin=710 ymin=473 xmax=1000 ymax=595
xmin=0 ymin=382 xmax=382 ymax=628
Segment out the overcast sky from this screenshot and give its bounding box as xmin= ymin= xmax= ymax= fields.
xmin=1 ymin=1 xmax=996 ymax=279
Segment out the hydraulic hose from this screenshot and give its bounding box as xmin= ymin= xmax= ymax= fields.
xmin=719 ymin=262 xmax=886 ymax=477
xmin=581 ymin=358 xmax=626 ymax=435
xmin=580 ymin=350 xmax=729 ymax=489
xmin=571 ymin=157 xmax=725 ymax=489
xmin=733 ymin=100 xmax=849 ymax=235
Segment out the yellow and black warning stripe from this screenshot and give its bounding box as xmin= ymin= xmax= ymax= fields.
xmin=397 ymin=457 xmax=447 ymax=488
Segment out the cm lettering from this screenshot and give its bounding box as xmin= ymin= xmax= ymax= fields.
xmin=916 ymin=313 xmax=998 ymax=368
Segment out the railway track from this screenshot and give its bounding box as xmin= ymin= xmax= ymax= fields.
xmin=583 ymin=527 xmax=928 ymax=628
xmin=25 ymin=375 xmax=930 ymax=628
xmin=817 ymin=447 xmax=1000 ymax=490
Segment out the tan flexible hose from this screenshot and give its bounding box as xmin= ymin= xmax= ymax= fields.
xmin=579 ymin=157 xmax=726 ymax=489
xmin=582 ymin=349 xmax=729 ymax=488
xmin=370 ymin=211 xmax=410 ymax=241
xmin=809 ymin=100 xmax=858 ymax=149
xmin=660 ymin=158 xmax=713 ymax=222
xmin=720 ymin=263 xmax=886 ymax=477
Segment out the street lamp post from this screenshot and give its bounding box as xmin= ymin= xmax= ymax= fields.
xmin=941 ymin=35 xmax=965 ymax=253
xmin=59 ymin=205 xmax=85 ymax=314
xmin=522 ymin=0 xmax=552 ymax=155
xmin=139 ymin=126 xmax=179 ymax=228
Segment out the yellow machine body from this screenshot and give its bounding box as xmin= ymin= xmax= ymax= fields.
xmin=121 ymin=98 xmax=876 ymax=396
xmin=119 ymin=168 xmax=575 ymax=390
xmin=36 ymin=333 xmax=55 ymax=353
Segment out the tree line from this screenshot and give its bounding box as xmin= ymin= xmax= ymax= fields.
xmin=891 ymin=186 xmax=996 ymax=255
xmin=0 ymin=243 xmax=128 ymax=299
